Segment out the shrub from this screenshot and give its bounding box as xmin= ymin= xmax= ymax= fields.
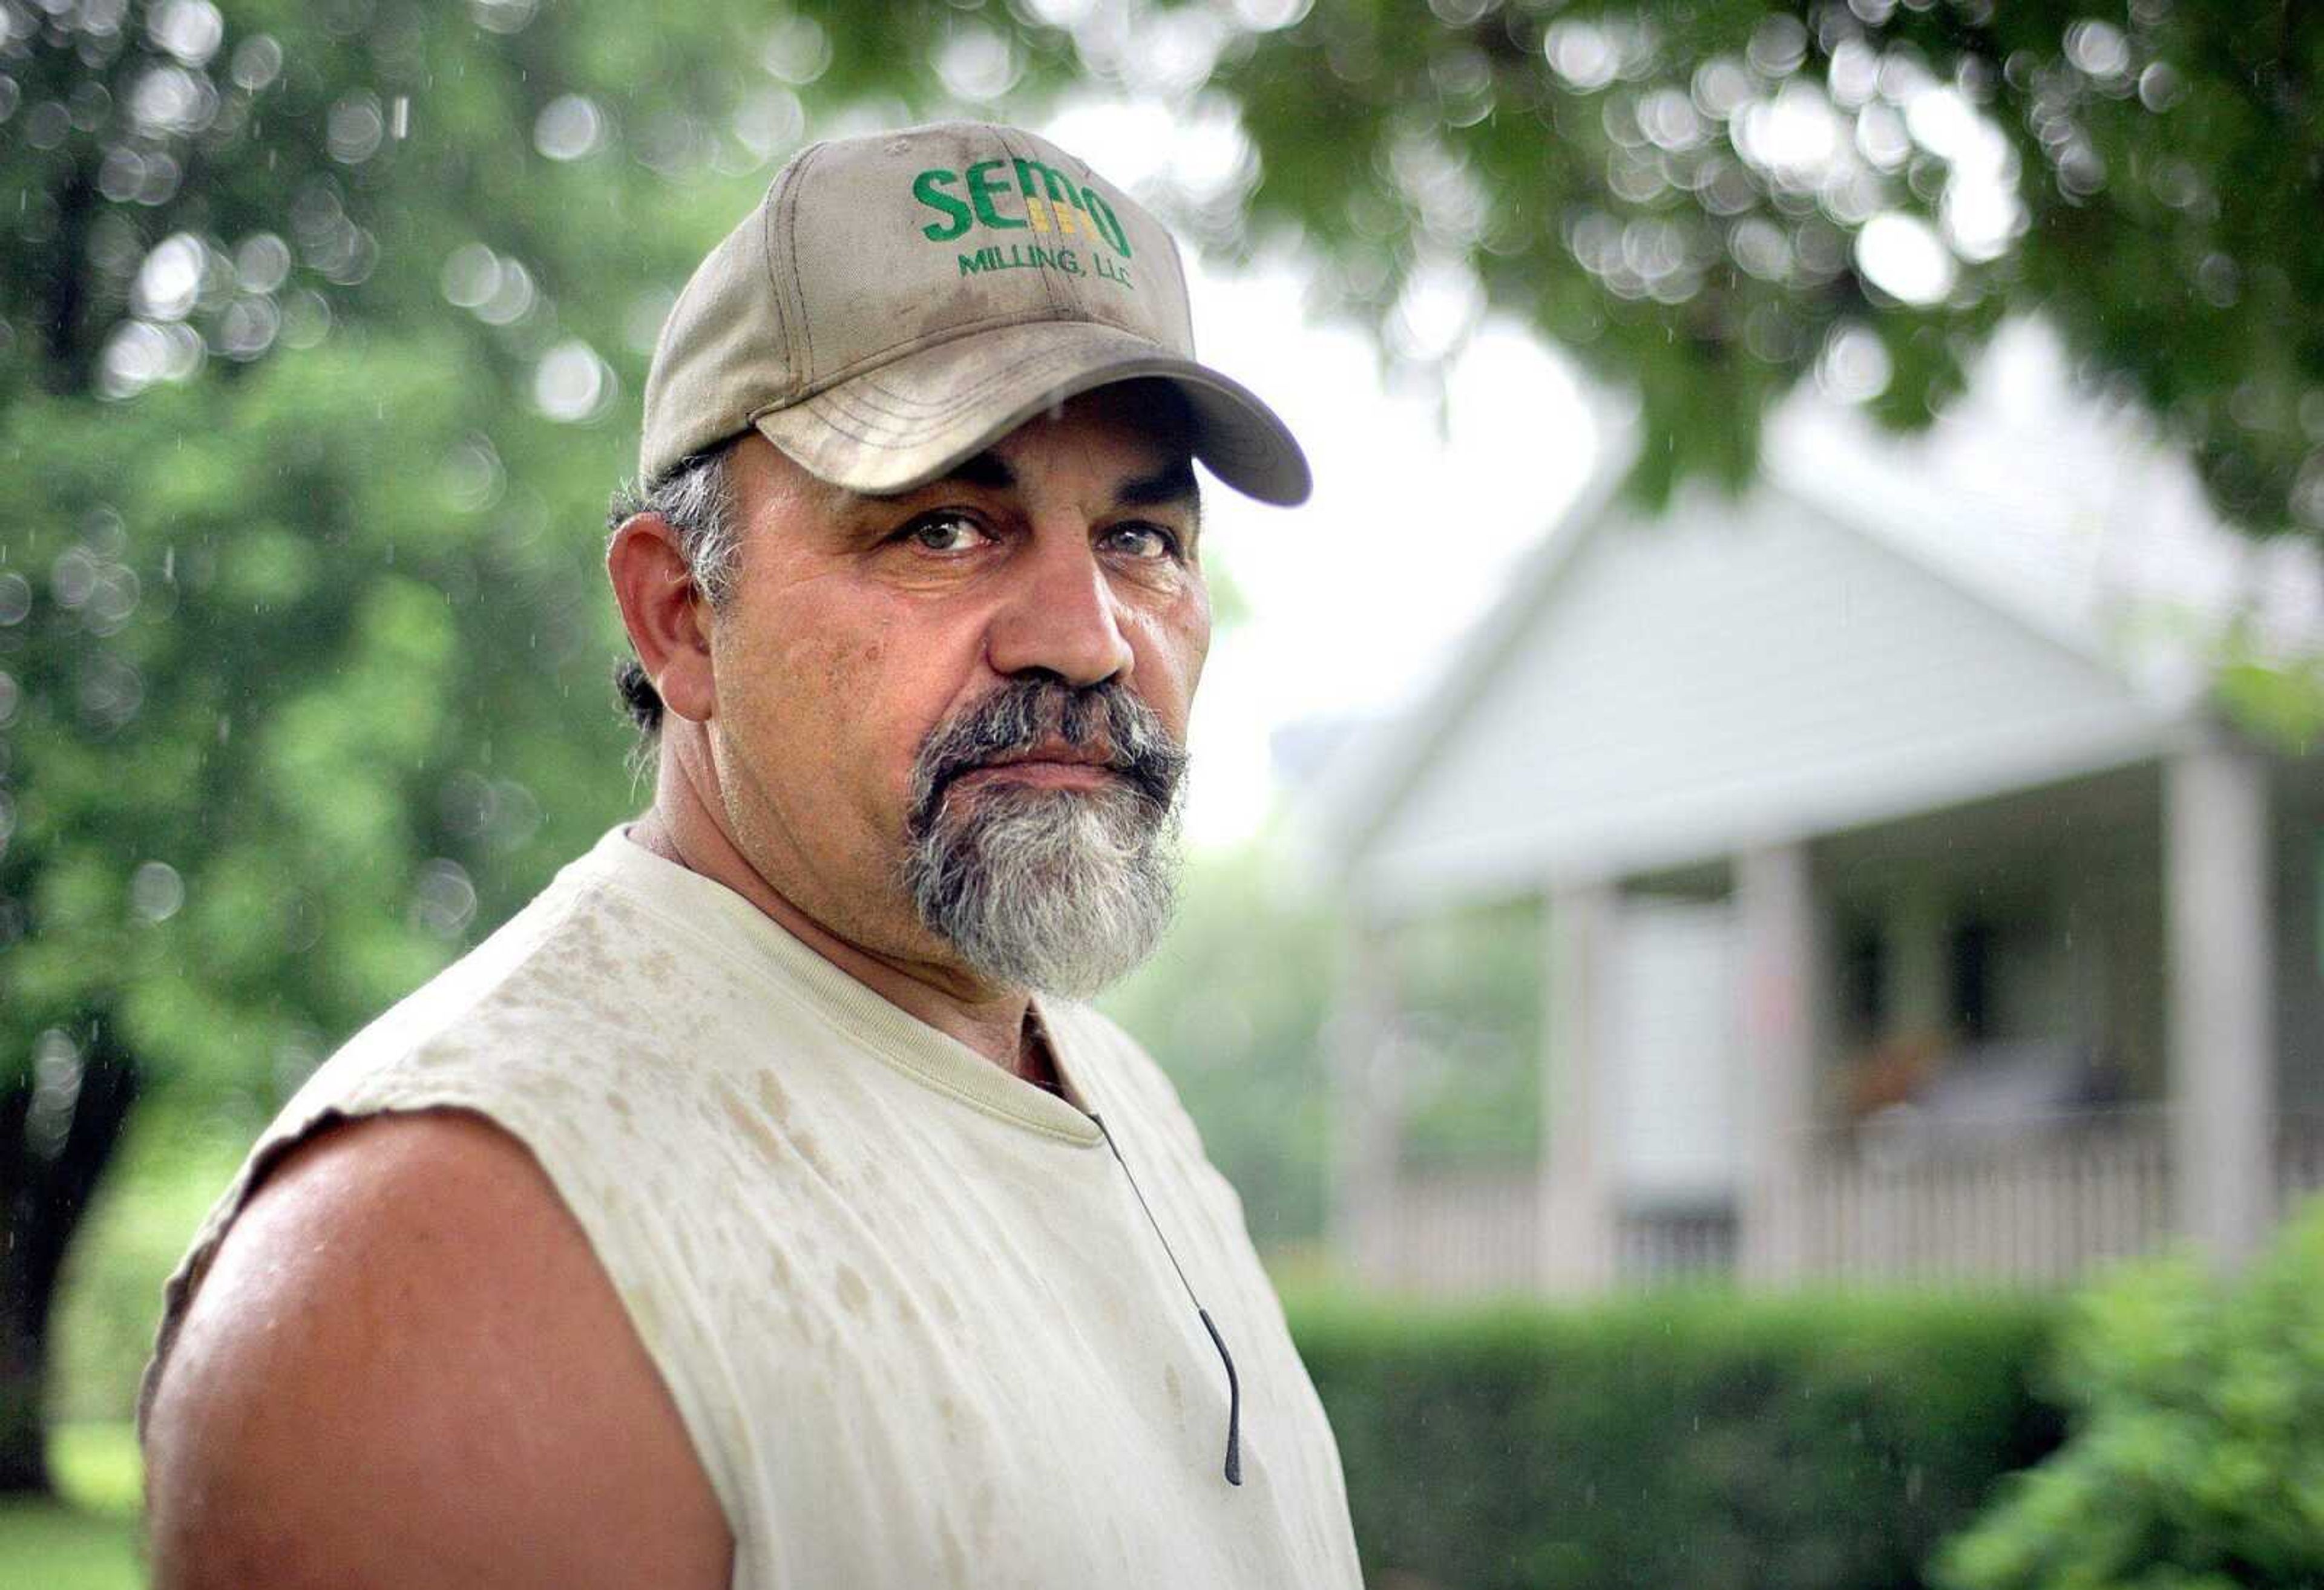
xmin=1288 ymin=1289 xmax=2063 ymax=1590
xmin=1935 ymin=1200 xmax=2324 ymax=1590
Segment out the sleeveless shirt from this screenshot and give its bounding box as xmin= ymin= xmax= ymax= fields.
xmin=142 ymin=828 xmax=1363 ymax=1588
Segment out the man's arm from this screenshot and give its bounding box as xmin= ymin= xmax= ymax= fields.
xmin=143 ymin=1109 xmax=733 ymax=1590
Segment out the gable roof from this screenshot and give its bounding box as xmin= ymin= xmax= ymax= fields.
xmin=1305 ymin=327 xmax=2320 ymax=907
xmin=1302 ymin=446 xmax=1633 ymax=877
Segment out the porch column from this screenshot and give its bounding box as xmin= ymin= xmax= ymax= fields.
xmin=1736 ymin=842 xmax=1822 ymax=1284
xmin=1883 ymin=871 xmax=1951 ymax=1041
xmin=2165 ymin=738 xmax=2275 ymax=1269
xmin=1539 ymin=880 xmax=1617 ymax=1293
xmin=1327 ymin=917 xmax=1402 ymax=1287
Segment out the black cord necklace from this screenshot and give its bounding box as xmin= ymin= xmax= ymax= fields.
xmin=1088 ymin=1111 xmax=1244 ymax=1488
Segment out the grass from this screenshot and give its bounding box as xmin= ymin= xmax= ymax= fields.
xmin=51 ymin=1424 xmax=143 ymax=1520
xmin=0 ymin=1424 xmax=145 ymax=1590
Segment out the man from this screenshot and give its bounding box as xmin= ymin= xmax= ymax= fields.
xmin=138 ymin=121 xmax=1364 ymax=1587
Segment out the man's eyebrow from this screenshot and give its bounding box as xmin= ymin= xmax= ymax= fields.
xmin=856 ymin=451 xmax=1017 ymax=504
xmin=1115 ymin=458 xmax=1200 ymax=515
xmin=922 ymin=451 xmax=1018 ymax=494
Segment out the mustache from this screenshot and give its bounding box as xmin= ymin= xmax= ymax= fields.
xmin=906 ymin=678 xmax=1187 ymax=838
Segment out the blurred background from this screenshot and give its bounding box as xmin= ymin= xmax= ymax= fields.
xmin=4 ymin=1 xmax=2322 ymax=1585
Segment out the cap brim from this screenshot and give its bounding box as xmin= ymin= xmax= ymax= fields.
xmin=753 ymin=321 xmax=1311 ymax=507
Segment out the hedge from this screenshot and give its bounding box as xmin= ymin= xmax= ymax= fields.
xmin=1287 ymin=1288 xmax=2066 ymax=1590
xmin=1937 ymin=1200 xmax=2324 ymax=1590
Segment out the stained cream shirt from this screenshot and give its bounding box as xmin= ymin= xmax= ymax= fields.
xmin=143 ymin=827 xmax=1363 ymax=1588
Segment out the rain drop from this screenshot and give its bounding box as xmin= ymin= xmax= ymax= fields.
xmin=146 ymin=0 xmax=225 ymax=68
xmin=326 ymin=92 xmax=386 ymax=163
xmin=229 ymin=34 xmax=283 ymax=93
xmin=131 ymin=233 xmax=208 ymax=322
xmin=467 ymin=0 xmax=538 ymax=34
xmin=1815 ymin=322 xmax=1892 ymax=403
xmin=440 ymin=242 xmax=502 ymax=309
xmin=410 ymin=859 xmax=478 ymax=939
xmin=532 ymin=339 xmax=614 ymax=423
xmin=130 ymin=860 xmax=186 ymax=923
xmin=761 ymin=16 xmax=832 ymax=85
xmin=533 ymin=94 xmax=606 ymax=161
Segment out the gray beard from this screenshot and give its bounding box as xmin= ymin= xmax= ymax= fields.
xmin=903 ymin=778 xmax=1182 ymax=1000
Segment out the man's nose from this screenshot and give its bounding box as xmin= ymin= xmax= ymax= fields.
xmin=985 ymin=526 xmax=1135 ymax=688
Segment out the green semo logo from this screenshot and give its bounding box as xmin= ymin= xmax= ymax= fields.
xmin=913 ymin=160 xmax=1135 ymax=261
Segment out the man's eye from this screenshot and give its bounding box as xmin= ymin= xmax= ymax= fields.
xmin=903 ymin=513 xmax=990 ymax=554
xmin=1101 ymin=523 xmax=1180 ymax=561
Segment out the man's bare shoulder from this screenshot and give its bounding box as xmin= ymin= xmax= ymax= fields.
xmin=143 ymin=1108 xmax=731 ymax=1590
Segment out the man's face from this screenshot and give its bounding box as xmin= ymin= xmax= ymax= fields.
xmin=701 ymin=383 xmax=1211 ymax=995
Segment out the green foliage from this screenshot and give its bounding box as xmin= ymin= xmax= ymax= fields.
xmin=1935 ymin=1200 xmax=2324 ymax=1590
xmin=1290 ymin=1287 xmax=2065 ymax=1590
xmin=0 ymin=1426 xmax=141 ymax=1590
xmin=1100 ymin=858 xmax=1551 ymax=1253
xmin=0 ymin=0 xmax=804 ymax=399
xmin=1393 ymin=896 xmax=1544 ymax=1168
xmin=1209 ymin=1 xmax=2324 ymax=537
xmin=0 ymin=336 xmax=637 ymax=1104
xmin=47 ymin=1424 xmax=140 ymax=1522
xmin=1101 ymin=845 xmax=1338 ymax=1249
xmin=51 ymin=1110 xmax=248 ymax=1427
xmin=0 ymin=1497 xmax=142 ymax=1590
xmin=2212 ymin=630 xmax=2324 ymax=757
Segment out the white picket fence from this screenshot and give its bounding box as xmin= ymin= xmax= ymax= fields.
xmin=1367 ymin=1166 xmax=1540 ymax=1297
xmin=1362 ymin=1112 xmax=2324 ymax=1295
xmin=1788 ymin=1115 xmax=2173 ymax=1286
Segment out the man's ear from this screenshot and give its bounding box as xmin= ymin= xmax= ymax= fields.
xmin=606 ymin=515 xmax=717 ymax=724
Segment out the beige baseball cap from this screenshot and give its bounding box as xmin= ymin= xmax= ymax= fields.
xmin=639 ymin=121 xmax=1310 ymax=505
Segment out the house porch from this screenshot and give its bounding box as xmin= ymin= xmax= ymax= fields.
xmin=1334 ymin=740 xmax=2324 ymax=1294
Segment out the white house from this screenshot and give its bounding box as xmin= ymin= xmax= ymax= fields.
xmin=1310 ymin=334 xmax=2324 ymax=1294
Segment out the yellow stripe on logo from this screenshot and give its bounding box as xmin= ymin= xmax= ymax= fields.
xmin=1028 ymin=196 xmax=1089 ymax=238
